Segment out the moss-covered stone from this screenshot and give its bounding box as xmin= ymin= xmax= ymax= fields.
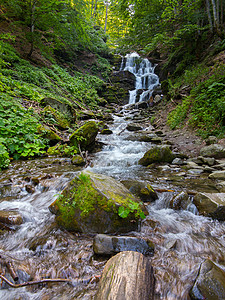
xmin=42 ymin=106 xmax=70 ymax=129
xmin=139 ymin=145 xmax=175 ymax=166
xmin=47 ymin=143 xmax=78 ymax=157
xmin=37 ymin=124 xmax=61 ymax=145
xmin=71 ymin=155 xmax=85 ymax=166
xmin=49 ymin=171 xmax=147 ymax=233
xmin=69 ymin=120 xmax=98 ymax=151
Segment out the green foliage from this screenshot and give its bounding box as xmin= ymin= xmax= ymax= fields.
xmin=47 ymin=144 xmax=78 ymax=157
xmin=0 ymin=94 xmax=47 ymax=160
xmin=0 ymin=142 xmax=10 ymax=170
xmin=167 ymin=97 xmax=191 ymax=129
xmin=118 ymin=200 xmax=146 ymax=220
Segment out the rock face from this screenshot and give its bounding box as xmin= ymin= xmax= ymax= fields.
xmin=193 ymin=192 xmax=225 ymax=220
xmin=93 ymin=234 xmax=154 ymax=256
xmin=69 ymin=121 xmax=98 ymax=151
xmin=200 ymin=144 xmax=225 ymax=159
xmin=95 ymin=251 xmax=155 ymax=300
xmin=49 ymin=171 xmax=147 ymax=233
xmin=139 ymin=145 xmax=175 ymax=166
xmin=190 ymin=259 xmax=225 ymax=299
xmin=121 ymin=180 xmax=158 ymax=202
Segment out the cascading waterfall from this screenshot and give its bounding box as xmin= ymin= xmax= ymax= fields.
xmin=121 ymin=52 xmax=159 ymax=104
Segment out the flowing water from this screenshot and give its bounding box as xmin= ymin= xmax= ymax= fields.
xmin=120 ymin=52 xmax=159 ymax=104
xmin=0 ymin=109 xmax=225 ymax=299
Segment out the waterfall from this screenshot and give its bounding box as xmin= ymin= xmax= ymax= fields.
xmin=121 ymin=52 xmax=159 ymax=104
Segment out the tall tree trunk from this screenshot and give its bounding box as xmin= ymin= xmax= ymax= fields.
xmin=211 ymin=0 xmax=219 ymax=28
xmin=220 ymin=0 xmax=223 ymax=26
xmin=104 ymin=1 xmax=109 ymax=33
xmin=206 ymin=0 xmax=213 ymax=32
xmin=28 ymin=0 xmax=36 ymax=57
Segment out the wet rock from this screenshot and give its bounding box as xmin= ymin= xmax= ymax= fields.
xmin=100 ymin=128 xmax=113 ymax=135
xmin=172 ymin=158 xmax=184 ymax=165
xmin=102 ymin=113 xmax=114 ymax=122
xmin=190 ymin=259 xmax=225 ymax=299
xmin=121 ymin=180 xmax=158 ymax=202
xmin=71 ymin=155 xmax=85 ymax=166
xmin=201 ymin=156 xmax=215 ymax=166
xmin=216 ymin=181 xmax=225 ymax=192
xmin=209 ymin=170 xmax=225 ymax=180
xmin=193 ymin=192 xmax=225 ymax=220
xmin=49 ymin=171 xmax=147 ymax=234
xmin=200 ymin=144 xmax=225 ymax=159
xmin=93 ymin=234 xmax=154 ymax=256
xmin=0 ymin=210 xmax=23 ymax=228
xmin=69 ymin=121 xmax=98 ymax=151
xmin=25 ymin=184 xmax=35 ymax=193
xmin=95 ymin=251 xmax=155 ymax=300
xmin=135 ymin=101 xmax=148 ymax=109
xmin=139 ymin=145 xmax=175 ymax=166
xmin=169 ymin=192 xmax=191 ymax=210
xmin=126 ymin=123 xmax=142 ymax=131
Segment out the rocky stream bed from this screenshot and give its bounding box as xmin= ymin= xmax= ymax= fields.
xmin=0 ymin=105 xmax=225 ymax=299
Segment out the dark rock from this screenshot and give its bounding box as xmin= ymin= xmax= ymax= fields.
xmin=100 ymin=129 xmax=113 ymax=135
xmin=0 ymin=210 xmax=23 ymax=227
xmin=49 ymin=171 xmax=147 ymax=233
xmin=126 ymin=123 xmax=142 ymax=131
xmin=121 ymin=180 xmax=158 ymax=202
xmin=95 ymin=251 xmax=155 ymax=300
xmin=190 ymin=259 xmax=225 ymax=299
xmin=93 ymin=234 xmax=154 ymax=256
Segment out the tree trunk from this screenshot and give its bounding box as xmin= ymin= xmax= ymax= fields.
xmin=206 ymin=0 xmax=213 ymax=32
xmin=28 ymin=0 xmax=36 ymax=57
xmin=95 ymin=251 xmax=155 ymax=300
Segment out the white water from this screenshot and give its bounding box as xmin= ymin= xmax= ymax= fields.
xmin=121 ymin=52 xmax=159 ymax=104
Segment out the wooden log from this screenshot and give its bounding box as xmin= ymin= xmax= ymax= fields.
xmin=95 ymin=251 xmax=155 ymax=300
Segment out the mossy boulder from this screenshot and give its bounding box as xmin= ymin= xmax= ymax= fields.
xmin=71 ymin=155 xmax=85 ymax=166
xmin=37 ymin=124 xmax=61 ymax=146
xmin=0 ymin=143 xmax=10 ymax=170
xmin=47 ymin=143 xmax=78 ymax=157
xmin=49 ymin=171 xmax=147 ymax=233
xmin=139 ymin=145 xmax=175 ymax=166
xmin=69 ymin=121 xmax=98 ymax=151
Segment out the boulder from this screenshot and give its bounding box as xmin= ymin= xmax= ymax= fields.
xmin=205 ymin=136 xmax=218 ymax=145
xmin=169 ymin=192 xmax=191 ymax=210
xmin=69 ymin=121 xmax=98 ymax=151
xmin=95 ymin=251 xmax=155 ymax=300
xmin=190 ymin=259 xmax=225 ymax=299
xmin=193 ymin=192 xmax=225 ymax=220
xmin=49 ymin=171 xmax=147 ymax=233
xmin=200 ymin=144 xmax=225 ymax=159
xmin=139 ymin=145 xmax=175 ymax=166
xmin=93 ymin=234 xmax=154 ymax=256
xmin=100 ymin=129 xmax=113 ymax=135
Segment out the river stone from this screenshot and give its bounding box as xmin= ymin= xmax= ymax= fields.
xmin=100 ymin=128 xmax=113 ymax=135
xmin=71 ymin=155 xmax=85 ymax=166
xmin=209 ymin=170 xmax=225 ymax=180
xmin=95 ymin=251 xmax=155 ymax=300
xmin=0 ymin=210 xmax=23 ymax=226
xmin=200 ymin=144 xmax=225 ymax=159
xmin=169 ymin=192 xmax=191 ymax=210
xmin=93 ymin=234 xmax=154 ymax=256
xmin=201 ymin=156 xmax=215 ymax=166
xmin=216 ymin=181 xmax=225 ymax=192
xmin=121 ymin=180 xmax=158 ymax=202
xmin=193 ymin=192 xmax=225 ymax=220
xmin=205 ymin=135 xmax=218 ymax=145
xmin=49 ymin=171 xmax=147 ymax=233
xmin=126 ymin=123 xmax=142 ymax=131
xmin=69 ymin=121 xmax=98 ymax=151
xmin=139 ymin=145 xmax=175 ymax=166
xmin=190 ymin=259 xmax=225 ymax=300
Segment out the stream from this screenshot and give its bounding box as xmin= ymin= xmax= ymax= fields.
xmin=0 ymin=107 xmax=225 ymax=299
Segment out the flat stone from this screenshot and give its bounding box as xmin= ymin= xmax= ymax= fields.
xmin=93 ymin=234 xmax=154 ymax=256
xmin=209 ymin=170 xmax=225 ymax=180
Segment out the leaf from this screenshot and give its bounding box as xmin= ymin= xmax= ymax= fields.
xmin=118 ymin=206 xmax=130 ymax=218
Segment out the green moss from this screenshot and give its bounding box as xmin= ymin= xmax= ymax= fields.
xmin=47 ymin=143 xmax=78 ymax=157
xmin=42 ymin=106 xmax=70 ymax=129
xmin=139 ymin=146 xmax=174 ymax=166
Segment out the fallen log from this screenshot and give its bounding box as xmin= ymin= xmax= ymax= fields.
xmin=95 ymin=251 xmax=155 ymax=300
